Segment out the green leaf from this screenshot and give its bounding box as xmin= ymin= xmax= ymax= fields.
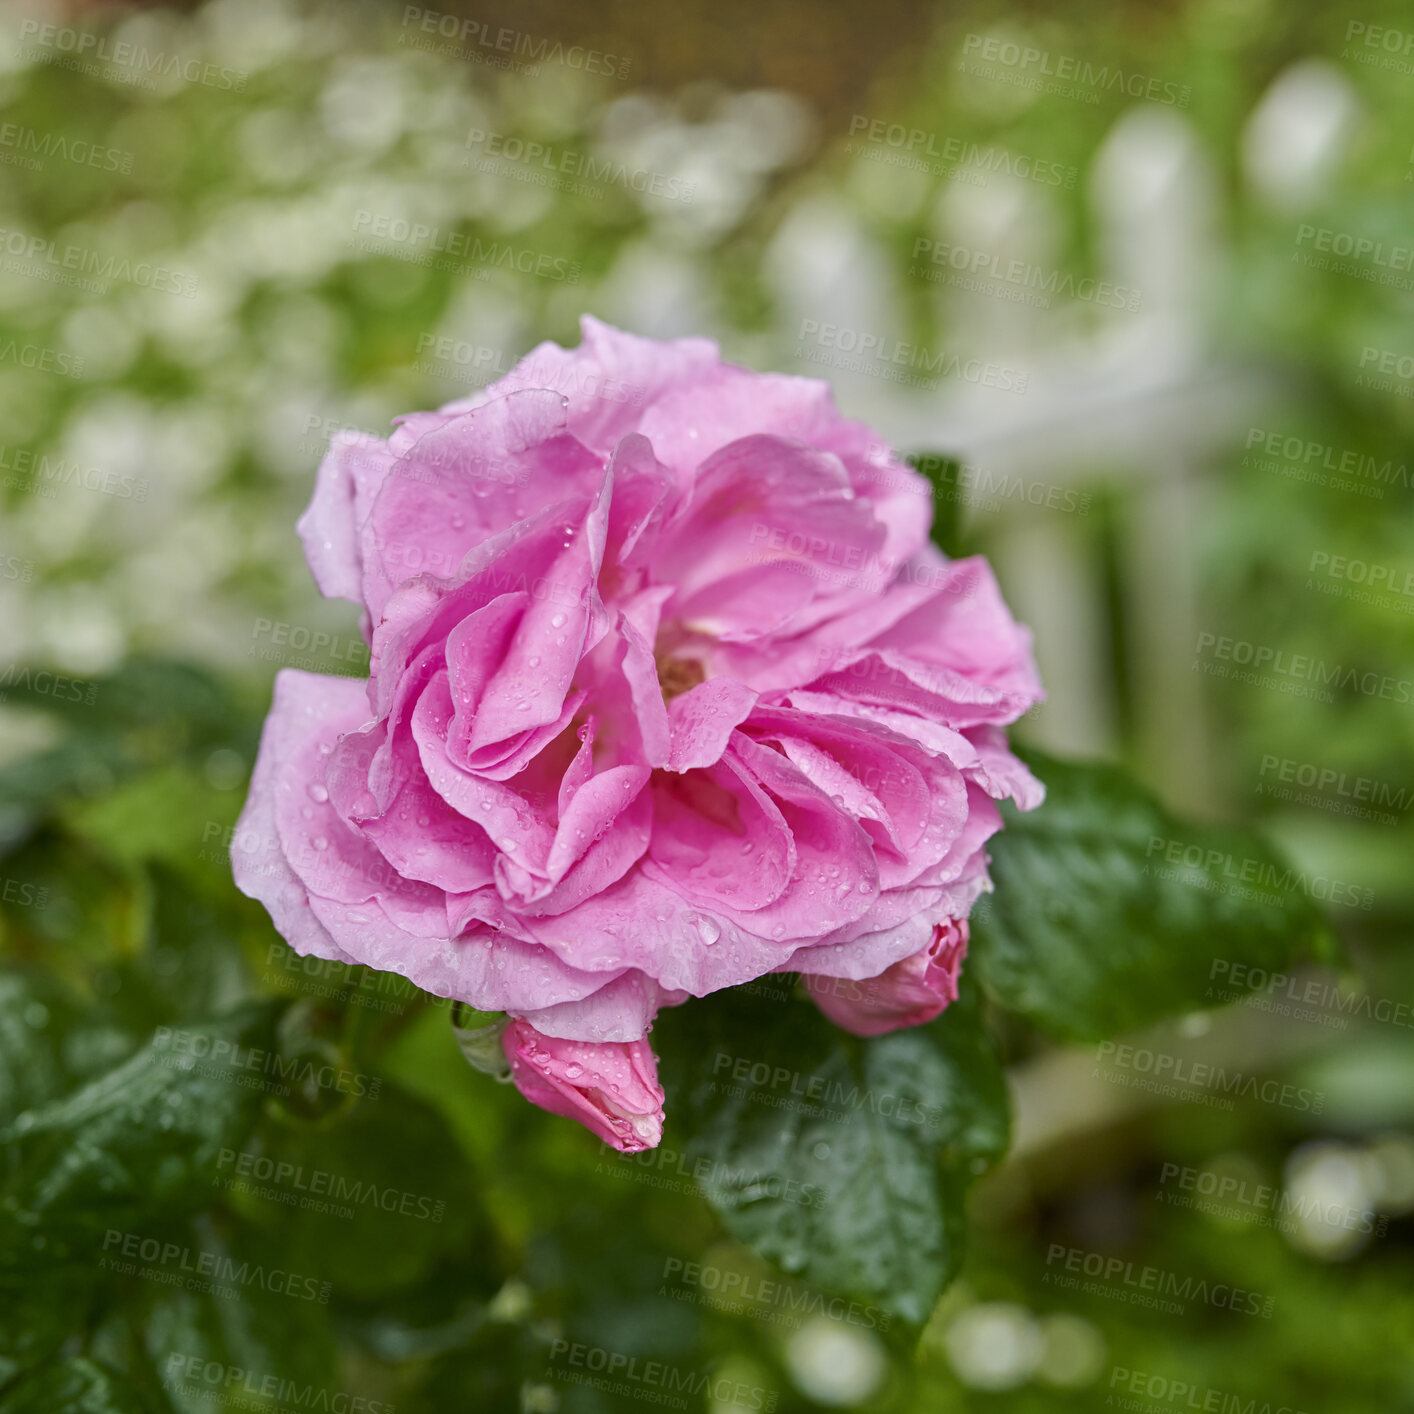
xmin=0 ymin=1268 xmax=101 ymax=1390
xmin=0 ymin=659 xmax=258 ymax=827
xmin=62 ymin=767 xmax=227 ymax=881
xmin=655 ymin=974 xmax=1008 ymax=1325
xmin=0 ymin=1357 xmax=147 ymax=1414
xmin=0 ymin=659 xmax=246 ymax=744
xmin=0 ymin=969 xmax=92 ymax=1128
xmin=124 ymin=865 xmax=258 ymax=1026
xmin=906 ymin=451 xmax=965 ymax=557
xmin=0 ymin=828 xmax=145 ymax=973
xmin=138 ymin=1260 xmax=339 ymax=1414
xmin=969 ymin=749 xmax=1338 ymax=1042
xmin=223 ymin=1082 xmax=479 ymax=1300
xmin=0 ymin=1001 xmax=282 ymax=1270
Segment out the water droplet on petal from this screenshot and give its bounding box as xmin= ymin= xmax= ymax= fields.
xmin=696 ymin=915 xmax=721 ymax=945
xmin=313 ymin=836 xmax=329 ymax=851
xmin=308 ymin=784 xmax=329 ymax=804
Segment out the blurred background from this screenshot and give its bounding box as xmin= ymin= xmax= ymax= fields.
xmin=2 ymin=0 xmax=1414 ymax=1408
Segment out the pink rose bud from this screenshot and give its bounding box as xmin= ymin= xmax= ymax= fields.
xmin=805 ymin=919 xmax=969 ymax=1038
xmin=501 ymin=1019 xmax=666 ymax=1152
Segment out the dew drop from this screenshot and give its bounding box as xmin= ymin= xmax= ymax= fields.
xmin=313 ymin=836 xmax=329 ymax=851
xmin=693 ymin=914 xmax=721 ymax=946
xmin=308 ymin=784 xmax=329 ymax=804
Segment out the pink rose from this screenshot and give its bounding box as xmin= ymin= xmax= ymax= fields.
xmin=804 ymin=919 xmax=968 ymax=1037
xmin=502 ymin=1019 xmax=664 ymax=1152
xmin=234 ymin=317 xmax=1042 ymax=1145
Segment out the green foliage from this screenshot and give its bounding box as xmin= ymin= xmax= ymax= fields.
xmin=971 ymin=751 xmax=1338 ymax=1040
xmin=657 ymin=974 xmax=1009 ymax=1325
xmin=0 ymin=1001 xmax=281 ymax=1272
xmin=907 ymin=452 xmax=967 ymax=558
xmin=0 ymin=660 xmax=257 ymax=825
xmin=0 ymin=664 xmax=1367 ymax=1406
xmin=0 ymin=1358 xmax=148 ymax=1414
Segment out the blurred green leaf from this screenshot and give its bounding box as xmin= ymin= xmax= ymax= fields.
xmin=138 ymin=1259 xmax=340 ymax=1414
xmin=0 ymin=828 xmax=144 ymax=969
xmin=907 ymin=452 xmax=965 ymax=558
xmin=971 ymin=750 xmax=1338 ymax=1041
xmin=0 ymin=968 xmax=93 ymax=1127
xmin=63 ymin=767 xmax=226 ymax=881
xmin=0 ymin=660 xmax=246 ymax=743
xmin=0 ymin=1002 xmax=281 ymax=1271
xmin=124 ymin=865 xmax=258 ymax=1026
xmin=0 ymin=1267 xmax=101 ymax=1391
xmin=226 ymin=1082 xmax=477 ymax=1299
xmin=0 ymin=1357 xmax=147 ymax=1414
xmin=0 ymin=660 xmax=258 ymax=830
xmin=656 ymin=974 xmax=1008 ymax=1324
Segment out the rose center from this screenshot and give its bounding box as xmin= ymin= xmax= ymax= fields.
xmin=657 ymin=654 xmax=705 ymax=702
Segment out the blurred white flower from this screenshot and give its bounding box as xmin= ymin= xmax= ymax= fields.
xmin=943 ymin=1302 xmax=1044 ymax=1390
xmin=783 ymin=1316 xmax=889 ymax=1406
